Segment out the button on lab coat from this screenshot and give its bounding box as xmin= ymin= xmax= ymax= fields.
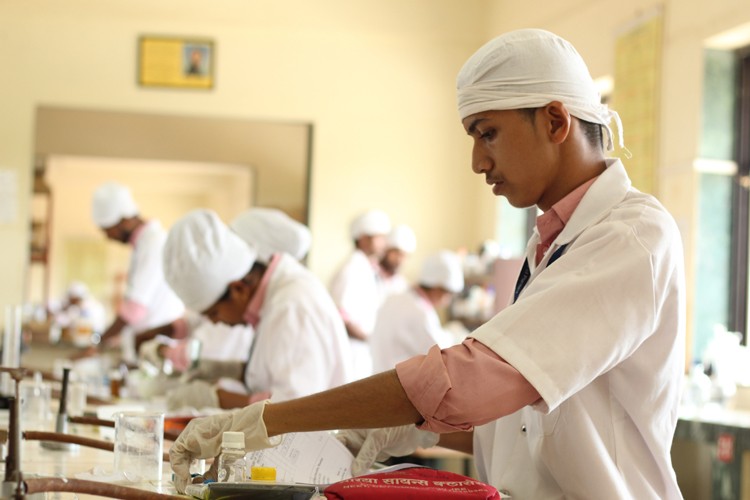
xmin=244 ymin=254 xmax=353 ymax=401
xmin=471 ymin=160 xmax=685 ymax=499
xmin=370 ymin=288 xmax=457 ymax=374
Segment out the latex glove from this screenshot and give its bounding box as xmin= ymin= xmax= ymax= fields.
xmin=336 ymin=425 xmax=439 ymax=476
xmin=138 ymin=337 xmax=170 ymax=368
xmin=181 ymin=359 xmax=244 ymax=384
xmin=166 ymin=380 xmax=220 ymax=411
xmin=169 ymin=400 xmax=281 ymax=493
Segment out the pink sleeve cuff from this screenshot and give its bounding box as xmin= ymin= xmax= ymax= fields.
xmin=396 ymin=339 xmax=541 ymax=433
xmin=118 ymin=299 xmax=148 ymax=325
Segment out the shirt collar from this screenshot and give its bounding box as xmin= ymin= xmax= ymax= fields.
xmin=243 ymin=253 xmax=282 ymax=327
xmin=536 ymin=176 xmax=598 ymax=246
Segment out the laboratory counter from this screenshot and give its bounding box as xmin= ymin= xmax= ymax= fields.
xmin=673 ymin=405 xmax=750 ymax=500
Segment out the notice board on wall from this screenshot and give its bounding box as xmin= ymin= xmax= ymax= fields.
xmin=612 ymin=8 xmax=663 ymax=195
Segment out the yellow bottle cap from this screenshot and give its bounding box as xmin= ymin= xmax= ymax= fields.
xmin=251 ymin=466 xmax=277 ymax=481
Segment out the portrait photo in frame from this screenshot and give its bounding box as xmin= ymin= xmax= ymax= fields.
xmin=138 ymin=36 xmax=214 ymax=89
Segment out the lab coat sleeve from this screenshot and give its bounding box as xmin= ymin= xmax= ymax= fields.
xmin=472 ymin=213 xmax=681 ymax=413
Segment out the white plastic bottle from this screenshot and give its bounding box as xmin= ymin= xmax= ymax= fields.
xmin=217 ymin=431 xmax=247 ymax=483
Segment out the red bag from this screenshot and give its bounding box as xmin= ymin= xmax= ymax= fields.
xmin=323 ymin=467 xmax=500 ymax=499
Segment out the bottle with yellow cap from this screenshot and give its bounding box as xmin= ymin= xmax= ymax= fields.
xmin=217 ymin=431 xmax=247 ymax=483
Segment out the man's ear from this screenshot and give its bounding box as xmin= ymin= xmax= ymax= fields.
xmin=542 ymin=101 xmax=571 ymax=145
xmin=227 ymin=280 xmax=251 ymax=302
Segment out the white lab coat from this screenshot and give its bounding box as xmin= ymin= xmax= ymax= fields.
xmin=329 ymin=249 xmax=382 ymax=379
xmin=370 ymin=288 xmax=457 ymax=374
xmin=244 ymin=254 xmax=353 ymax=401
xmin=193 ymin=321 xmax=254 ymax=362
xmin=121 ymin=220 xmax=185 ymax=362
xmin=126 ymin=220 xmax=185 ymax=331
xmin=471 ymin=160 xmax=685 ymax=499
xmin=378 ymin=273 xmax=410 ymax=302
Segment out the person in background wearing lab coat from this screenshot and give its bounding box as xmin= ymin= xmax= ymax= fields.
xmin=378 ymin=224 xmax=417 ymax=300
xmin=163 ymin=209 xmax=352 ymax=411
xmin=169 ymin=29 xmax=686 ymax=500
xmin=371 ymin=250 xmax=464 ymax=374
xmin=50 ymin=281 xmax=107 ymax=346
xmin=139 ymin=207 xmax=312 ymax=379
xmin=89 ymin=182 xmax=185 ymax=363
xmin=329 ymin=209 xmax=391 ymax=380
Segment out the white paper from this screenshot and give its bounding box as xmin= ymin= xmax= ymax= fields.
xmin=244 ymin=431 xmax=353 ymax=486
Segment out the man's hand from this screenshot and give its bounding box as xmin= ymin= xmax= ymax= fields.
xmin=169 ymin=400 xmax=281 ymax=493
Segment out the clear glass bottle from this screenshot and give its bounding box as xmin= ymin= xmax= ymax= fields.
xmin=217 ymin=431 xmax=247 ymax=483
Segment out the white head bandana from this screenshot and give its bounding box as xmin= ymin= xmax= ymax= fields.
xmin=457 ymin=29 xmax=623 ymax=151
xmin=350 ymin=210 xmax=392 ymax=240
xmin=230 ymin=207 xmax=312 ymax=263
xmin=419 ymin=250 xmax=464 ymax=294
xmin=387 ymin=224 xmax=417 ymax=253
xmin=66 ymin=281 xmax=89 ymax=299
xmin=163 ymin=209 xmax=256 ymax=312
xmin=91 ymin=182 xmax=139 ymax=228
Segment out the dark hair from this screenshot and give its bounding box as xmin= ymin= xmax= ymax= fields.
xmin=517 ymin=107 xmax=602 ymax=151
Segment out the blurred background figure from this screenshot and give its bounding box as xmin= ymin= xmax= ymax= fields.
xmin=49 ymin=281 xmax=107 ymax=347
xmin=89 ymin=182 xmax=185 ymax=363
xmin=379 ymin=224 xmax=417 ymax=300
xmin=329 ymin=209 xmax=391 ymax=380
xmin=370 ymin=250 xmax=465 ymax=374
xmin=229 ymin=207 xmax=312 ymax=263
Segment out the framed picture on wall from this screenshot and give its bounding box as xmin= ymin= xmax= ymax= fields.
xmin=137 ymin=36 xmax=215 ymax=89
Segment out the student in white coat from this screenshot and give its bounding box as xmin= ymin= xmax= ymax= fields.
xmin=378 ymin=224 xmax=417 ymax=300
xmin=140 ymin=207 xmax=312 ymax=380
xmin=89 ymin=182 xmax=185 ymax=363
xmin=329 ymin=209 xmax=391 ymax=379
xmin=169 ymin=29 xmax=686 ymax=500
xmin=51 ymin=281 xmax=107 ymax=345
xmin=163 ymin=209 xmax=352 ymax=410
xmin=371 ymin=250 xmax=463 ymax=374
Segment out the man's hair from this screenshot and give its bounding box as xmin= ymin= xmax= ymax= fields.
xmin=517 ymin=108 xmax=603 ymax=151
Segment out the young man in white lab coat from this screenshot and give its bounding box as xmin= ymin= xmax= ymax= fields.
xmin=169 ymin=29 xmax=685 ymax=500
xmin=163 ymin=209 xmax=353 ymax=410
xmin=329 ymin=209 xmax=391 ymax=379
xmin=140 ymin=207 xmax=312 ymax=379
xmin=370 ymin=250 xmax=464 ymax=374
xmin=89 ymin=182 xmax=185 ymax=363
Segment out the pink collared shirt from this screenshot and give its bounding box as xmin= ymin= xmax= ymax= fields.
xmin=535 ymin=177 xmax=596 ymax=265
xmin=396 ymin=176 xmax=599 ymax=433
xmin=243 ymin=254 xmax=282 ymax=327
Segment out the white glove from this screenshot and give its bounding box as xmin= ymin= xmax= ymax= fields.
xmin=165 ymin=380 xmax=220 ymax=411
xmin=138 ymin=338 xmax=168 ymax=368
xmin=336 ymin=425 xmax=439 ymax=476
xmin=181 ymin=359 xmax=244 ymax=383
xmin=169 ymin=400 xmax=281 ymax=493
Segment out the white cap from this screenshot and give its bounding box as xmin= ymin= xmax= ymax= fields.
xmin=163 ymin=209 xmax=257 ymax=312
xmin=456 ymin=29 xmax=623 ymax=151
xmin=91 ymin=182 xmax=139 ymax=228
xmin=387 ymin=225 xmax=417 ymax=253
xmin=66 ymin=281 xmax=89 ymax=299
xmin=350 ymin=210 xmax=391 ymax=240
xmin=221 ymin=431 xmax=245 ymax=450
xmin=419 ymin=251 xmax=464 ymax=293
xmin=230 ymin=207 xmax=312 ymax=263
